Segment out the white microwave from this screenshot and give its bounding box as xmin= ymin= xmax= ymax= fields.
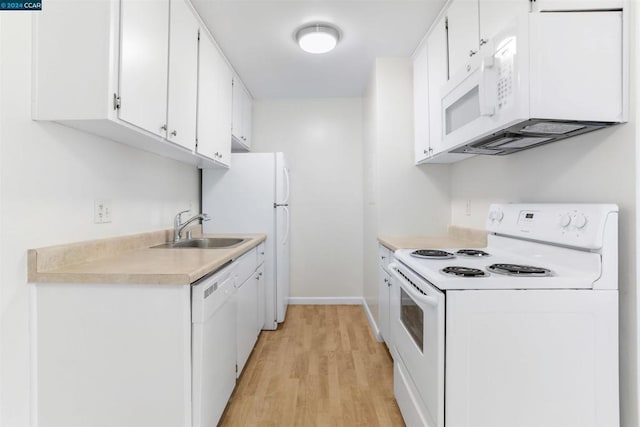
xmin=441 ymin=11 xmax=624 ymax=156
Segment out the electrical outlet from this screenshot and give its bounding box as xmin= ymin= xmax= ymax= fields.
xmin=94 ymin=200 xmax=112 ymax=224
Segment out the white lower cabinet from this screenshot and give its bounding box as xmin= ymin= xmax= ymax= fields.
xmin=33 ymin=243 xmax=268 ymax=427
xmin=34 ymin=282 xmax=193 ymax=427
xmin=379 ymin=267 xmax=392 ymax=344
xmin=236 ymin=270 xmax=259 ymax=376
xmin=256 ymin=263 xmax=266 ymax=332
xmin=378 ymin=244 xmax=394 ymax=351
xmin=234 ymin=245 xmax=266 ymax=376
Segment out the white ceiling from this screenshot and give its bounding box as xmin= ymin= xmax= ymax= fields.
xmin=191 ymin=0 xmax=446 ymax=99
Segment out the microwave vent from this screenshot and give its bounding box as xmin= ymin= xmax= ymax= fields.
xmin=450 ymin=119 xmax=614 ymax=156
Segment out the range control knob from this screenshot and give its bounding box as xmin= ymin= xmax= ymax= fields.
xmin=573 ymin=213 xmax=587 ymax=229
xmin=490 ymin=210 xmax=504 ymax=222
xmin=558 ymin=214 xmax=571 ymax=228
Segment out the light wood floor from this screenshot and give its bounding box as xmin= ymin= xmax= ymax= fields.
xmin=219 ymin=305 xmax=404 ymax=426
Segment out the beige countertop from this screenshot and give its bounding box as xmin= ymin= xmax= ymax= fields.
xmin=28 ymin=228 xmax=266 ymax=285
xmin=378 ymin=226 xmax=487 ymax=252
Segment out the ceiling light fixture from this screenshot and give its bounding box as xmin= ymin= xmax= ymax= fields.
xmin=295 ymin=24 xmax=340 ymax=54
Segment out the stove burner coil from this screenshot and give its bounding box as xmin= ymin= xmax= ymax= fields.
xmin=487 ymin=263 xmax=552 ymax=277
xmin=441 ymin=266 xmax=489 ymax=277
xmin=411 ymin=249 xmax=455 ymax=259
xmin=456 ymin=249 xmax=490 ymax=257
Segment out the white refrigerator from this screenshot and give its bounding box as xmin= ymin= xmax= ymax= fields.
xmin=202 ymin=152 xmax=290 ymax=330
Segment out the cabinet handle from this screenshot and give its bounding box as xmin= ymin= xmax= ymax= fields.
xmin=479 ymin=38 xmax=489 ymax=46
xmin=161 ymin=124 xmax=167 ymax=131
xmin=469 ymin=50 xmax=477 ymax=57
xmin=260 ymin=251 xmax=265 ymax=255
xmin=381 ymin=255 xmax=386 ymax=260
xmin=259 ymin=272 xmax=263 ymax=276
xmin=171 ymin=130 xmax=177 ymax=137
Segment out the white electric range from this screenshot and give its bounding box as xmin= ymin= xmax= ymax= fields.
xmin=389 ymin=203 xmax=619 ymax=427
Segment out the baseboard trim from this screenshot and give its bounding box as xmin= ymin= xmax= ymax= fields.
xmin=288 ymin=297 xmax=364 ymax=305
xmin=363 ymin=300 xmax=383 ymax=342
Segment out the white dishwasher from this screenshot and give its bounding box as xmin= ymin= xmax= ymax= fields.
xmin=191 ymin=263 xmax=237 ymax=427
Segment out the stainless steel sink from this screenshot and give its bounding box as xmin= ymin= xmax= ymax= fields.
xmin=152 ymin=237 xmax=247 ymax=249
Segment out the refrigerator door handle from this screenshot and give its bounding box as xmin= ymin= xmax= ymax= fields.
xmin=283 ymin=167 xmax=290 ymax=204
xmin=281 ymin=206 xmax=290 ymax=245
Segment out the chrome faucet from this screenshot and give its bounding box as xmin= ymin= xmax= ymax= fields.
xmin=174 ymin=210 xmax=210 ymax=242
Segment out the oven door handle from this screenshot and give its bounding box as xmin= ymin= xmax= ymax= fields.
xmin=389 ymin=263 xmax=440 ymax=307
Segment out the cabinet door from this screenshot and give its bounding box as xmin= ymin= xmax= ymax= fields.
xmin=532 ymin=0 xmax=623 ymax=11
xmin=197 ymin=34 xmax=220 ymax=161
xmin=478 ymin=0 xmax=529 ymax=50
xmin=378 ymin=268 xmax=392 ymax=344
xmin=166 ymin=0 xmax=199 ymax=150
xmin=446 ymin=0 xmax=480 ymax=78
xmin=256 ymin=264 xmax=265 ymax=333
xmin=426 ymin=14 xmax=448 ymax=155
xmin=119 ymin=0 xmax=169 ymax=137
xmin=236 ymin=276 xmax=258 ymax=376
xmin=242 ymin=88 xmax=252 ymax=148
xmin=232 ymin=81 xmax=252 ymax=149
xmin=231 ymin=78 xmax=244 ymax=142
xmin=413 ymin=42 xmax=430 ymax=163
xmin=215 ymin=62 xmax=233 ymax=166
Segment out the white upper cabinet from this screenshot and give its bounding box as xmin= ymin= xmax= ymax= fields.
xmin=413 ymin=42 xmax=430 ymax=164
xmin=414 ymin=12 xmax=449 ymax=164
xmin=118 ymin=0 xmax=170 ymax=138
xmin=32 ymin=0 xmax=244 ymax=169
xmin=478 ymin=0 xmax=529 ymax=49
xmin=532 ymin=0 xmax=624 ymax=11
xmin=447 ymin=0 xmax=529 ymax=79
xmin=413 ymin=0 xmax=528 ymax=162
xmin=166 ymin=0 xmax=199 ymax=151
xmin=426 ymin=14 xmax=449 ymax=157
xmin=217 ymin=64 xmax=233 ymax=165
xmin=231 ymin=79 xmax=253 ymax=151
xmin=446 ymin=0 xmax=480 ymax=78
xmin=197 ymin=33 xmax=232 ymax=166
xmin=242 ymin=90 xmax=253 ymax=148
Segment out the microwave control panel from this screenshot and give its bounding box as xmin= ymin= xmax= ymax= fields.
xmin=495 ymin=38 xmax=516 ymax=110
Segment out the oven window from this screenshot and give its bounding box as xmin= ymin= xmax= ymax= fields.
xmin=400 ymin=288 xmax=424 ymax=352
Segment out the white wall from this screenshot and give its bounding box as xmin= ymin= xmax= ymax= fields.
xmin=0 ymin=15 xmax=200 ymax=426
xmin=362 ymin=58 xmax=451 ymax=326
xmin=449 ymin=68 xmax=638 ymax=427
xmin=636 ymin=0 xmax=640 ymax=418
xmin=251 ymin=98 xmax=364 ymax=298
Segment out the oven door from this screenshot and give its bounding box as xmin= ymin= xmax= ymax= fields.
xmin=389 ymin=262 xmax=445 ymax=427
